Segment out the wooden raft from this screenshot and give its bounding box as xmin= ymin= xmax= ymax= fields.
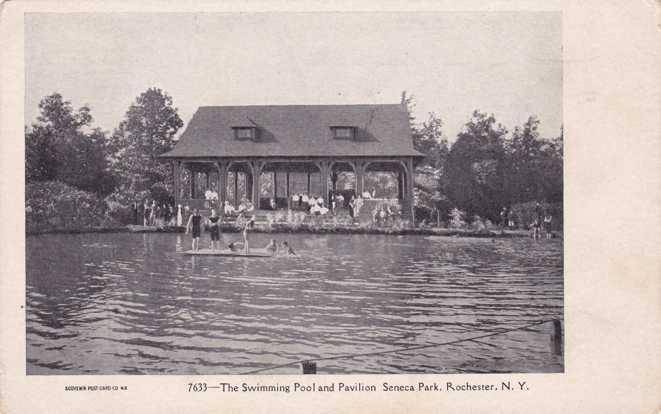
xmin=182 ymin=248 xmax=273 ymax=258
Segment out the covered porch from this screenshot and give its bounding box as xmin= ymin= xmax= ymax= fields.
xmin=171 ymin=156 xmax=417 ymax=222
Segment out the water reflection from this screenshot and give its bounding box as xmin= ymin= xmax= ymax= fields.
xmin=26 ymin=232 xmax=563 ymax=375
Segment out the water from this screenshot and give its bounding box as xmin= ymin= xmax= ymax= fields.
xmin=26 ymin=232 xmax=563 ymax=375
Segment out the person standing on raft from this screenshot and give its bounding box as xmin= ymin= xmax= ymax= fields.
xmin=242 ymin=215 xmax=255 ymax=255
xmin=208 ymin=208 xmax=221 ymax=250
xmin=185 ymin=208 xmax=202 ymax=251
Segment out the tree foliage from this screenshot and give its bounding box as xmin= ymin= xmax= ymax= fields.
xmin=504 ymin=116 xmax=563 ymax=203
xmin=25 ymin=93 xmax=115 ymax=195
xmin=443 ymin=111 xmax=508 ymax=221
xmin=108 ymin=88 xmax=183 ymax=202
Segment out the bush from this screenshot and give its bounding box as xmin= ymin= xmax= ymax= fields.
xmin=26 ymin=181 xmax=116 ymax=232
xmin=105 ymin=186 xmax=150 ymax=225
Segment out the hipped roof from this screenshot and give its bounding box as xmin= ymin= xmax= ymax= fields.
xmin=161 ymin=104 xmax=423 ymax=158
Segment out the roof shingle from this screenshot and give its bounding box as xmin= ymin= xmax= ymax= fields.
xmin=161 ymin=104 xmax=423 ymax=158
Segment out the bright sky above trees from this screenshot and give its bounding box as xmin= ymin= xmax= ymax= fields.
xmin=25 ymin=12 xmax=561 ymax=141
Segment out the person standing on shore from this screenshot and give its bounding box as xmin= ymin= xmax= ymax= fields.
xmin=186 ymin=208 xmax=202 ymax=251
xmin=500 ymin=207 xmax=508 ymax=230
xmin=176 ymin=204 xmax=183 ymax=226
xmin=131 ymin=202 xmax=138 ymax=225
xmin=543 ymin=213 xmax=553 ymax=239
xmin=143 ymin=200 xmax=150 ymax=226
xmin=149 ymin=200 xmax=157 ymax=226
xmin=348 ymin=195 xmax=355 ymax=219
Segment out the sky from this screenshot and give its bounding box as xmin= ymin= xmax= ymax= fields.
xmin=25 ymin=12 xmax=562 ymax=141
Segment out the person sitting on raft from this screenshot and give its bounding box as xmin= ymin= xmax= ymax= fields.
xmin=281 ymin=241 xmax=296 ymax=256
xmin=185 ymin=208 xmax=202 ymax=251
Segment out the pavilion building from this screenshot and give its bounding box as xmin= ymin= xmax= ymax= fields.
xmin=160 ymin=104 xmax=423 ymax=222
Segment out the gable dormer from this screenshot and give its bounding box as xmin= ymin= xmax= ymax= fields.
xmin=232 ymin=126 xmax=259 ymax=141
xmin=330 ymin=126 xmax=356 ymax=140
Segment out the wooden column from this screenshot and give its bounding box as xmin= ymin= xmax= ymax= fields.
xmin=190 ymin=166 xmax=196 ymax=199
xmin=246 ymin=171 xmax=253 ymax=204
xmin=173 ymin=161 xmax=180 ymax=205
xmin=355 ymin=160 xmax=365 ymax=196
xmin=406 ymin=157 xmax=415 ymax=225
xmin=316 ymin=160 xmax=329 ymax=205
xmin=322 ymin=161 xmax=329 ymax=204
xmin=250 ymin=161 xmax=264 ymax=208
xmin=234 ymin=171 xmax=239 ymax=207
xmin=306 ymin=172 xmax=311 ymax=195
xmin=397 ymin=170 xmax=403 ymax=200
xmin=286 ymin=172 xmax=290 ymax=209
xmin=273 ymin=171 xmax=278 ymax=203
xmin=215 ymin=161 xmax=227 ymax=219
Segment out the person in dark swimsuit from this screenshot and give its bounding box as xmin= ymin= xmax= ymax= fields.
xmin=543 ymin=214 xmax=553 ymax=239
xmin=186 ymin=208 xmax=202 ymax=251
xmin=281 ymin=241 xmax=296 ymax=256
xmin=208 ymin=208 xmax=221 ymax=250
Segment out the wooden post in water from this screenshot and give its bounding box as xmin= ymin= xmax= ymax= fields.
xmin=301 ymin=361 xmax=317 ymax=374
xmin=551 ymin=319 xmax=563 ymax=356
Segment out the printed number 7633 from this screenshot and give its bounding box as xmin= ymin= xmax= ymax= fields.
xmin=188 ymin=383 xmax=207 ymax=392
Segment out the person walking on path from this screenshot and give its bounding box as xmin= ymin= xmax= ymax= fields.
xmin=186 ymin=209 xmax=202 ymax=251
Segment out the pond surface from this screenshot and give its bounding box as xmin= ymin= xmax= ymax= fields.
xmin=26 ymin=232 xmax=563 ymax=375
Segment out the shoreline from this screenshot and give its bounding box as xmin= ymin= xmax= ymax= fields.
xmin=26 ymin=224 xmax=554 ymax=239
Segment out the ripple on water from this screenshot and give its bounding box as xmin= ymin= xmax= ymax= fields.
xmin=26 ymin=232 xmax=563 ymax=375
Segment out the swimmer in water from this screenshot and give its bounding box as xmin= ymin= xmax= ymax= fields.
xmin=281 ymin=241 xmax=296 ymax=256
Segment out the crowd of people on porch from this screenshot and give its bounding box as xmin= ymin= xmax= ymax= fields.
xmin=131 ymin=183 xmax=406 ymax=231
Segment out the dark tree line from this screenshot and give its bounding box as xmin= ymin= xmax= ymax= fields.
xmin=402 ymin=92 xmax=563 ymax=223
xmin=26 ymin=89 xmax=561 ymax=227
xmin=26 ymin=88 xmax=183 ymax=205
xmin=25 ymin=94 xmax=115 ymax=195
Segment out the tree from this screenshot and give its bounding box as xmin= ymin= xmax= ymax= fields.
xmin=400 ymin=92 xmax=451 ymax=222
xmin=109 ymin=88 xmax=183 ymax=202
xmin=504 ymin=117 xmax=563 ymax=204
xmin=505 ymin=116 xmax=545 ymax=202
xmin=444 ymin=110 xmax=508 ymax=221
xmin=25 ymin=93 xmax=114 ymax=195
xmin=415 ymin=112 xmax=449 ymax=170
xmin=400 ymin=90 xmax=416 ymax=126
